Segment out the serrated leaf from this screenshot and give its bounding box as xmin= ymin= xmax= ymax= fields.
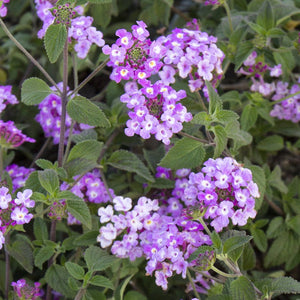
xmin=191 ymin=111 xmax=212 ymax=126
xmin=84 ymin=246 xmax=119 ymax=272
xmin=206 ymin=81 xmax=222 ymax=115
xmin=159 ymin=137 xmax=205 ymax=170
xmin=21 ymin=77 xmax=52 ymax=105
xmin=212 ymin=125 xmax=227 ymax=158
xmin=38 ymin=169 xmax=59 ymax=195
xmin=211 ymin=231 xmax=222 ymax=251
xmin=107 ymin=150 xmax=154 ymax=182
xmin=33 ymin=217 xmax=48 ymax=241
xmin=35 ymin=159 xmax=54 ymax=170
xmin=34 ymin=246 xmax=55 ymax=269
xmin=72 ymin=129 xmax=98 ymax=144
xmin=25 ymin=171 xmax=45 ymax=193
xmin=45 ymin=265 xmax=75 ymax=298
xmin=62 ymin=191 xmax=92 ymax=229
xmin=241 ymin=105 xmax=258 ymax=131
xmin=268 ymin=165 xmax=288 ymax=194
xmin=286 ymin=216 xmax=300 ymax=236
xmin=214 ymin=110 xmax=239 ymax=125
xmin=67 ymin=140 xmax=103 ymax=162
xmin=89 ymin=275 xmax=114 ymax=289
xmin=223 ymin=235 xmax=253 ymax=254
xmin=74 ymin=231 xmax=99 ymax=246
xmin=7 ymin=239 xmax=33 ymax=273
xmin=44 ymin=24 xmax=67 ymax=63
xmin=67 ymin=96 xmax=110 ymax=127
xmin=271 ymin=276 xmax=300 ymax=295
xmin=65 ymin=262 xmax=85 ymax=280
xmin=230 ymin=276 xmax=256 ymax=300
xmin=266 ymin=216 xmax=284 ymax=239
xmin=251 ymin=228 xmax=268 ymax=252
xmin=256 ymin=0 xmax=275 ymax=31
xmin=257 ymin=135 xmax=284 ymax=151
xmin=234 ymin=41 xmax=255 ymax=71
xmin=247 ymin=21 xmax=267 ymax=35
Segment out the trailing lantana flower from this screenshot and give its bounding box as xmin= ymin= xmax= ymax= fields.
xmin=0 ymin=187 xmax=35 ymax=249
xmin=35 ymin=83 xmax=93 ymax=144
xmin=98 ymin=194 xmax=211 ymax=290
xmin=0 ymin=0 xmax=9 ymax=17
xmin=6 ymin=164 xmax=35 ymax=192
xmin=0 ymin=85 xmax=18 ymax=113
xmin=186 ymin=272 xmax=215 ymax=295
xmin=34 ymin=1 xmax=105 ymax=59
xmin=0 ymin=120 xmax=35 ymax=149
xmin=183 ymin=157 xmax=259 ymax=232
xmin=11 ymin=279 xmax=42 ymax=300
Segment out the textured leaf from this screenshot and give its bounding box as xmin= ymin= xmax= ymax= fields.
xmin=234 ymin=41 xmax=255 ymax=71
xmin=72 ymin=129 xmax=98 ymax=144
xmin=64 ymin=158 xmax=98 ymax=178
xmin=65 ymin=262 xmax=85 ymax=280
xmin=74 ymin=231 xmax=98 ymax=246
xmin=21 ymin=77 xmax=52 ymax=105
xmin=206 ymin=81 xmax=223 ymax=115
xmin=238 ymin=244 xmax=256 ymax=271
xmin=38 ymin=169 xmax=59 ymax=195
xmin=124 ymin=291 xmax=147 ymax=300
xmin=266 ymin=216 xmax=284 ymax=239
xmin=251 ymin=228 xmax=268 ymax=252
xmin=212 ymin=125 xmax=227 ymax=158
xmin=211 ymin=231 xmax=222 ymax=251
xmin=192 ymin=111 xmax=212 ymax=126
xmin=271 ymin=276 xmax=300 ymax=295
xmin=256 ymin=0 xmax=275 ymax=31
xmin=286 ymin=216 xmax=300 ymax=236
xmin=34 ymin=246 xmax=55 ymax=269
xmin=107 ymin=150 xmax=154 ymax=182
xmin=67 ymin=96 xmax=110 ymax=127
xmin=35 ymin=159 xmax=54 ymax=170
xmin=143 ymin=145 xmax=165 ymax=173
xmin=45 ymin=265 xmax=75 ymax=298
xmin=33 ymin=217 xmax=48 ymax=241
xmin=268 ymin=165 xmax=288 ymax=194
xmin=114 ymin=274 xmax=136 ymax=300
xmin=223 ymin=235 xmax=253 ymax=255
xmin=159 ymin=137 xmax=205 ymax=170
xmin=241 ymin=105 xmax=258 ymax=131
xmin=230 ymin=276 xmax=256 ymax=300
xmin=44 ymin=24 xmax=67 ymax=63
xmin=214 ymin=110 xmax=239 ymax=125
xmin=89 ymin=275 xmax=114 ymax=289
xmin=67 ymin=140 xmax=103 ymax=162
xmin=257 ymin=135 xmax=284 ymax=151
xmin=62 ymin=191 xmax=92 ymax=229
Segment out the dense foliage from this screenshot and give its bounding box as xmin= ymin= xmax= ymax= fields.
xmin=0 ymin=0 xmax=300 ymax=299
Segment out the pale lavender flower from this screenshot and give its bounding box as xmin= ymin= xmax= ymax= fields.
xmin=0 ymin=186 xmax=11 ymax=209
xmin=11 ymin=206 xmax=33 ymax=225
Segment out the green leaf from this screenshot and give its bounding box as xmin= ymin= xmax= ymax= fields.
xmin=266 ymin=27 xmax=286 ymax=37
xmin=256 ymin=0 xmax=275 ymax=31
xmin=45 ymin=265 xmax=75 ymax=298
xmin=90 ymin=3 xmax=112 ymax=28
xmin=251 ymin=228 xmax=268 ymax=252
xmin=38 ymin=169 xmax=59 ymax=195
xmin=234 ymin=41 xmax=255 ymax=71
xmin=89 ymin=275 xmax=114 ymax=289
xmin=212 ymin=126 xmax=227 ymax=158
xmin=266 ymin=216 xmax=284 ymax=239
xmin=35 ymin=159 xmax=54 ymax=170
xmin=206 ymin=81 xmax=223 ymax=115
xmin=257 ymin=135 xmax=284 ymax=151
xmin=214 ymin=110 xmax=239 ymax=125
xmin=143 ymin=145 xmax=165 ymax=173
xmin=247 ymin=21 xmax=267 ymax=35
xmin=211 ymin=231 xmax=222 ymax=251
xmin=67 ymin=140 xmax=103 ymax=162
xmin=21 ymin=77 xmax=52 ymax=105
xmin=107 ymin=150 xmax=154 ymax=182
xmin=159 ymin=137 xmax=205 ymax=170
xmin=268 ymin=165 xmax=288 ymax=194
xmin=7 ymin=239 xmax=33 ymax=273
xmin=191 ymin=111 xmax=212 ymax=127
xmin=241 ymin=105 xmax=258 ymax=131
xmin=65 ymin=262 xmax=85 ymax=280
xmin=223 ymin=235 xmax=253 ymax=254
xmin=230 ymin=276 xmax=256 ymax=300
xmin=67 ymin=96 xmax=110 ymax=127
xmin=271 ymin=276 xmax=300 ymax=295
xmin=33 ymin=217 xmax=48 ymax=241
xmin=114 ymin=274 xmax=136 ymax=300
xmin=34 ymin=246 xmax=55 ymax=269
xmin=84 ymin=246 xmax=119 ymax=272
xmin=286 ymin=216 xmax=300 ymax=236
xmin=238 ymin=244 xmax=256 ymax=271
xmin=124 ymin=291 xmax=147 ymax=300
xmin=25 ymin=171 xmax=46 ymax=194
xmin=89 ymin=0 xmax=112 ymax=3
xmin=62 ymin=191 xmax=92 ymax=229
xmin=74 ymin=231 xmax=99 ymax=246
xmin=72 ymin=129 xmax=98 ymax=144
xmin=188 ymin=245 xmax=214 ymax=262
xmin=64 ymin=158 xmax=98 ymax=178
xmin=44 ymin=24 xmax=67 ymax=63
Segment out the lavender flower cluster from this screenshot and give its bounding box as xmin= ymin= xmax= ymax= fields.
xmin=183 ymin=157 xmax=259 ymax=232
xmin=35 ymin=83 xmax=93 ymax=144
xmin=0 ymin=0 xmax=9 ymax=17
xmin=104 ymin=20 xmax=224 ymax=144
xmin=0 ymin=188 xmax=35 ymax=249
xmin=239 ymin=51 xmax=300 ymax=122
xmin=204 ymin=0 xmax=220 ymax=5
xmin=0 ymin=120 xmax=35 ymax=148
xmin=0 ymin=85 xmax=18 ymax=113
xmin=97 ymin=195 xmax=211 ymax=290
xmin=35 ymin=0 xmax=105 ymax=59
xmin=11 ymin=279 xmax=42 ymax=300
xmin=6 ymin=164 xmax=35 ymax=192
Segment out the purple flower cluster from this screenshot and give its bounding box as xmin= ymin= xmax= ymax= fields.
xmin=35 ymin=1 xmax=105 ymax=59
xmin=186 ymin=272 xmax=215 ymax=295
xmin=6 ymin=164 xmax=35 ymax=192
xmin=0 ymin=0 xmax=9 ymax=17
xmin=0 ymin=85 xmax=18 ymax=113
xmin=183 ymin=157 xmax=259 ymax=232
xmin=61 ymin=169 xmax=115 ymax=225
xmin=204 ymin=0 xmax=220 ymax=5
xmin=35 ymin=83 xmax=93 ymax=144
xmin=11 ymin=279 xmax=42 ymax=300
xmin=270 ymin=79 xmax=300 ymax=123
xmin=98 ymin=195 xmax=211 ymax=290
xmin=0 ymin=120 xmax=35 ymax=149
xmin=0 ymin=187 xmax=35 ymax=249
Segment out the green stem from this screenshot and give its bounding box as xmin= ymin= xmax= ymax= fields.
xmin=211 ymin=265 xmax=238 ymax=278
xmin=74 ymin=287 xmax=86 ymax=300
xmin=269 ymin=90 xmax=300 ymax=106
xmin=223 ymin=1 xmax=233 ymax=33
xmin=195 ymin=91 xmax=208 ymax=112
xmin=186 ymin=268 xmax=201 ymax=300
xmin=178 ymin=132 xmax=213 ymax=145
xmin=70 ymin=58 xmax=109 ymax=97
xmin=197 ymin=217 xmax=212 ymax=237
xmin=0 ymin=18 xmax=61 ymax=93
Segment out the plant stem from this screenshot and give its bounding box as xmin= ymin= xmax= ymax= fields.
xmin=74 ymin=287 xmax=86 ymax=300
xmin=211 ymin=265 xmax=238 ymax=278
xmin=4 ymin=233 xmax=10 ymax=300
xmin=223 ymin=1 xmax=233 ymax=33
xmin=195 ymin=91 xmax=208 ymax=112
xmin=98 ymin=128 xmax=121 ymax=163
xmin=269 ymin=90 xmax=300 ymax=106
xmin=57 ymin=40 xmax=69 ymax=167
xmin=99 ymin=169 xmax=113 ymax=201
xmin=70 ymin=58 xmax=109 ymax=97
xmin=186 ymin=268 xmax=201 ymax=300
xmin=178 ymin=132 xmax=213 ymax=145
xmin=30 ymin=137 xmax=52 ymax=168
xmin=0 ymin=18 xmax=61 ymax=93
xmin=62 ymin=120 xmax=75 ymax=165
xmin=197 ymin=217 xmax=212 ymax=237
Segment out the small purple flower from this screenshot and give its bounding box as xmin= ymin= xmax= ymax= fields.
xmin=11 ymin=206 xmax=33 ymax=225
xmin=132 ymin=20 xmax=149 ymax=41
xmin=0 ymin=186 xmax=12 ymax=209
xmin=14 ymin=189 xmax=35 ymax=208
xmin=98 ymin=205 xmax=114 ymax=223
xmin=113 ymin=196 xmax=132 ymax=211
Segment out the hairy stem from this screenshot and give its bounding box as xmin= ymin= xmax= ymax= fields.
xmin=186 ymin=268 xmax=201 ymax=300
xmin=211 ymin=265 xmax=238 ymax=278
xmin=0 ymin=19 xmax=60 ymax=93
xmin=178 ymin=132 xmax=214 ymax=145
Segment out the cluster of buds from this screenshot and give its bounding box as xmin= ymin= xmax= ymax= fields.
xmin=11 ymin=279 xmax=42 ymax=300
xmin=52 ymin=3 xmax=75 ymax=26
